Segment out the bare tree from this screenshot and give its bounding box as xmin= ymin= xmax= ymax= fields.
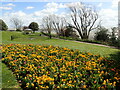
xmin=42 ymin=15 xmax=53 ymax=39
xmin=11 ymin=17 xmax=24 ymax=31
xmin=52 ymin=14 xmax=67 ymax=37
xmin=68 ymin=2 xmax=99 ymax=39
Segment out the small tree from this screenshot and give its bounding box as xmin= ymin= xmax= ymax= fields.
xmin=65 ymin=25 xmax=74 ymax=37
xmin=28 ymin=22 xmax=39 ymax=33
xmin=110 ymin=27 xmax=118 ymax=44
xmin=10 ymin=17 xmax=23 ymax=31
xmin=42 ymin=15 xmax=53 ymax=39
xmin=94 ymin=26 xmax=109 ymax=42
xmin=0 ymin=19 xmax=8 ymax=31
xmin=51 ymin=14 xmax=67 ymax=37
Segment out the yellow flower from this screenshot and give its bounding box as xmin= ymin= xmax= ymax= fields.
xmin=83 ymin=85 xmax=87 ymax=88
xmin=62 ymin=79 xmax=66 ymax=82
xmin=108 ymin=83 xmax=112 ymax=86
xmin=45 ymin=86 xmax=49 ymax=88
xmin=113 ymin=82 xmax=116 ymax=86
xmin=54 ymin=75 xmax=57 ymax=77
xmin=31 ymin=83 xmax=34 ymax=87
xmin=101 ymin=71 xmax=104 ymax=74
xmin=57 ymin=86 xmax=60 ymax=88
xmin=26 ymin=83 xmax=29 ymax=87
xmin=103 ymin=80 xmax=106 ymax=85
xmin=50 ymin=82 xmax=54 ymax=85
xmin=69 ymin=80 xmax=72 ymax=83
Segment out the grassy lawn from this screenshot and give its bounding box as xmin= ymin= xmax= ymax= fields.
xmin=1 ymin=31 xmax=120 ymax=88
xmin=2 ymin=63 xmax=21 ymax=88
xmin=2 ymin=31 xmax=119 ymax=56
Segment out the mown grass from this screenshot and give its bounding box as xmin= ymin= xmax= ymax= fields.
xmin=2 ymin=63 xmax=21 ymax=88
xmin=2 ymin=31 xmax=119 ymax=57
xmin=1 ymin=31 xmax=120 ymax=88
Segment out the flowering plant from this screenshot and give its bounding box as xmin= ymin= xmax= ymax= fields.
xmin=1 ymin=44 xmax=120 ymax=89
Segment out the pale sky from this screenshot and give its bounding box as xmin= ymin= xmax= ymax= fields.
xmin=0 ymin=0 xmax=119 ymax=29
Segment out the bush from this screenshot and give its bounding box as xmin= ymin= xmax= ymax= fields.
xmin=16 ymin=29 xmax=22 ymax=32
xmin=115 ymin=39 xmax=120 ymax=48
xmin=0 ymin=19 xmax=8 ymax=31
xmin=28 ymin=22 xmax=39 ymax=33
xmin=94 ymin=26 xmax=109 ymax=42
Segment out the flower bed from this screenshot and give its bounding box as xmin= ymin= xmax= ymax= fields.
xmin=2 ymin=44 xmax=120 ymax=89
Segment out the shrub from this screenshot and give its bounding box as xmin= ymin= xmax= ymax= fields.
xmin=94 ymin=26 xmax=109 ymax=42
xmin=28 ymin=22 xmax=39 ymax=33
xmin=0 ymin=19 xmax=8 ymax=31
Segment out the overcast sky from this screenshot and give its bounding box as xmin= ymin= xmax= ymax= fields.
xmin=0 ymin=0 xmax=119 ymax=29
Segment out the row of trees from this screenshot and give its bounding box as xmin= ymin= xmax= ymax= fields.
xmin=41 ymin=3 xmax=99 ymax=39
xmin=0 ymin=18 xmax=39 ymax=33
xmin=1 ymin=2 xmax=100 ymax=40
xmin=1 ymin=2 xmax=119 ymax=43
xmin=94 ymin=26 xmax=120 ymax=47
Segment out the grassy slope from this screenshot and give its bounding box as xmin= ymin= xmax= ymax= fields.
xmin=2 ymin=31 xmax=119 ymax=56
xmin=1 ymin=31 xmax=120 ymax=88
xmin=2 ymin=63 xmax=21 ymax=88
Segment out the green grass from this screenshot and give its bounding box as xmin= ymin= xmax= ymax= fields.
xmin=2 ymin=63 xmax=21 ymax=88
xmin=1 ymin=31 xmax=120 ymax=88
xmin=2 ymin=31 xmax=119 ymax=56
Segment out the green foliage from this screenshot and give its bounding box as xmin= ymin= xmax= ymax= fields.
xmin=94 ymin=26 xmax=109 ymax=42
xmin=16 ymin=29 xmax=22 ymax=32
xmin=28 ymin=22 xmax=39 ymax=33
xmin=64 ymin=25 xmax=75 ymax=37
xmin=0 ymin=19 xmax=8 ymax=31
xmin=109 ymin=27 xmax=117 ymax=45
xmin=115 ymin=39 xmax=120 ymax=48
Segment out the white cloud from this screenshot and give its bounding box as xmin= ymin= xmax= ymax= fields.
xmin=1 ymin=2 xmax=118 ymax=29
xmin=111 ymin=0 xmax=119 ymax=8
xmin=26 ymin=6 xmax=34 ymax=9
xmin=33 ymin=2 xmax=65 ymax=17
xmin=6 ymin=3 xmax=15 ymax=7
xmin=99 ymin=8 xmax=118 ymax=28
xmin=45 ymin=2 xmax=66 ymax=9
xmin=0 ymin=3 xmax=15 ymax=10
xmin=0 ymin=6 xmax=12 ymax=10
xmin=10 ymin=11 xmax=26 ymax=17
xmin=66 ymin=2 xmax=83 ymax=8
xmin=98 ymin=3 xmax=103 ymax=7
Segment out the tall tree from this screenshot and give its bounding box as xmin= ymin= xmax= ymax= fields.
xmin=11 ymin=17 xmax=23 ymax=31
xmin=68 ymin=2 xmax=99 ymax=39
xmin=28 ymin=22 xmax=39 ymax=33
xmin=0 ymin=19 xmax=8 ymax=31
xmin=51 ymin=15 xmax=67 ymax=37
xmin=42 ymin=15 xmax=53 ymax=39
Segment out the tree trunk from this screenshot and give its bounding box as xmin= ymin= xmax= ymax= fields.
xmin=82 ymin=35 xmax=88 ymax=39
xmin=48 ymin=31 xmax=52 ymax=39
xmin=33 ymin=31 xmax=35 ymax=33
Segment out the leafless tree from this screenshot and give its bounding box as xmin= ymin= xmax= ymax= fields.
xmin=52 ymin=14 xmax=67 ymax=37
xmin=11 ymin=17 xmax=24 ymax=31
xmin=68 ymin=2 xmax=99 ymax=39
xmin=42 ymin=15 xmax=53 ymax=39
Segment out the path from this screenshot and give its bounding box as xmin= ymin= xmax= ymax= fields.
xmin=54 ymin=37 xmax=117 ymax=49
